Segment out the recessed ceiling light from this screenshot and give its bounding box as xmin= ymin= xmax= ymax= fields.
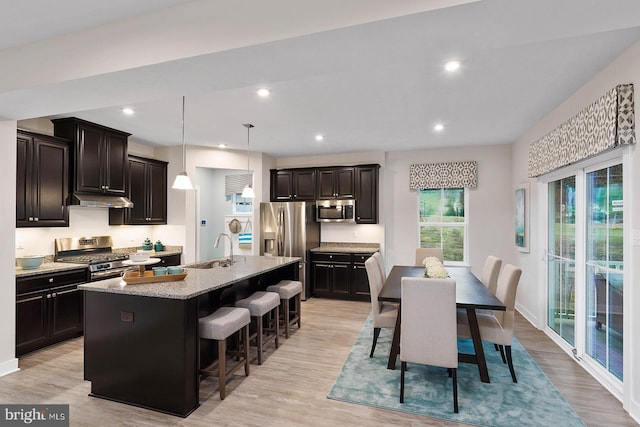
xmin=434 ymin=123 xmax=444 ymax=132
xmin=257 ymin=88 xmax=270 ymax=97
xmin=315 ymin=134 xmax=324 ymax=141
xmin=122 ymin=107 xmax=134 ymax=115
xmin=218 ymin=143 xmax=227 ymax=149
xmin=444 ymin=61 xmax=460 ymax=72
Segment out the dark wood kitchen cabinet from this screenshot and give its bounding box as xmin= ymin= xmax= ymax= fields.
xmin=109 ymin=155 xmax=167 ymax=225
xmin=16 ymin=130 xmax=70 ymax=227
xmin=311 ymin=252 xmax=374 ymax=301
xmin=144 ymin=253 xmax=181 ymax=270
xmin=16 ymin=268 xmax=87 ymax=356
xmin=355 ymin=165 xmax=379 ymax=224
xmin=270 ymin=169 xmax=316 ymax=201
xmin=52 ymin=117 xmax=130 ymax=196
xmin=316 ymin=167 xmax=355 ymax=199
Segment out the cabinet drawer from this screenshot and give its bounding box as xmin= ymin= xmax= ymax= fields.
xmin=311 ymin=252 xmax=351 ymax=263
xmin=352 ymin=253 xmax=375 ymax=264
xmin=17 ymin=269 xmax=87 ymax=295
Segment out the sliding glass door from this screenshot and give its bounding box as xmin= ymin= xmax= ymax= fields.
xmin=546 ymin=162 xmax=623 ymax=385
xmin=547 ymin=176 xmax=576 ymax=345
xmin=585 ymin=165 xmax=623 ymax=380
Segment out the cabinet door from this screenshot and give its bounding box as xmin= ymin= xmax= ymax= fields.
xmin=123 ymin=158 xmax=148 ymax=224
xmin=292 ymin=170 xmax=316 ymax=200
xmin=332 ymin=263 xmax=351 ymax=296
xmin=32 ymin=137 xmax=69 ymax=226
xmin=355 ymin=166 xmax=379 ymax=224
xmin=16 ymin=290 xmax=49 ymax=356
xmin=16 ymin=134 xmax=32 ymax=226
xmin=147 ymin=160 xmax=167 ymax=223
xmin=76 ymin=124 xmax=104 ymax=193
xmin=316 ymin=169 xmax=336 ymax=199
xmin=351 ymin=263 xmax=371 ymax=298
xmin=104 ymin=131 xmax=128 ymax=195
xmin=145 ymin=254 xmax=181 ymax=270
xmin=311 ymin=262 xmax=332 ymax=297
xmin=271 ymin=170 xmax=293 ymax=201
xmin=50 ymin=284 xmax=83 ymax=341
xmin=335 ymin=167 xmax=355 ymax=199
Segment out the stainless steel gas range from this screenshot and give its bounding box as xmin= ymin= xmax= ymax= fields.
xmin=55 ymin=236 xmax=130 ymax=281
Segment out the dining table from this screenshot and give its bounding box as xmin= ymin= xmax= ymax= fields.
xmin=378 ymin=265 xmax=506 ymax=383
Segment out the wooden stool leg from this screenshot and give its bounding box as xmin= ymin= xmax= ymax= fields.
xmin=296 ymin=294 xmax=301 ymax=329
xmin=284 ymin=299 xmax=291 ymax=338
xmin=218 ymin=339 xmax=226 ymax=400
xmin=275 ymin=306 xmax=280 ymax=348
xmin=256 ymin=315 xmax=263 ymax=365
xmin=243 ymin=324 xmax=250 ymax=376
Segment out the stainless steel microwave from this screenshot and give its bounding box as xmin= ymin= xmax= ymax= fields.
xmin=316 ymin=200 xmax=355 ymax=223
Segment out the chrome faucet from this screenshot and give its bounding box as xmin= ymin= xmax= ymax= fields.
xmin=213 ymin=233 xmax=233 ymax=265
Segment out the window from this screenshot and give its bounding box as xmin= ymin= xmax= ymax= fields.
xmin=418 ymin=188 xmax=467 ymax=263
xmin=230 ymin=193 xmax=253 ymax=214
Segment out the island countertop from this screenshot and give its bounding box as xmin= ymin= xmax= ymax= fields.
xmin=78 ymin=255 xmax=300 ymax=300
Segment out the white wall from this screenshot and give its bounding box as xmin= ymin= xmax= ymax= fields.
xmin=0 ymin=121 xmax=19 ymax=377
xmin=511 ymin=39 xmax=640 ymax=420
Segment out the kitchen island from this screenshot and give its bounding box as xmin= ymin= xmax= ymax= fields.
xmin=79 ymin=256 xmax=300 ymax=417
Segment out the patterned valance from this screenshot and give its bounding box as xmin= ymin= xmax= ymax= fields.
xmin=528 ymin=84 xmax=635 ymax=177
xmin=409 ymin=161 xmax=477 ymax=189
xmin=225 ymin=173 xmax=253 ymax=196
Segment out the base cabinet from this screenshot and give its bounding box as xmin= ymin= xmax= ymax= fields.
xmin=144 ymin=253 xmax=181 ymax=270
xmin=16 ymin=269 xmax=86 ymax=356
xmin=311 ymin=252 xmax=374 ymax=301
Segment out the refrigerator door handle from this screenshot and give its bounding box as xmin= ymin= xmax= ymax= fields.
xmin=277 ymin=206 xmax=285 ymax=256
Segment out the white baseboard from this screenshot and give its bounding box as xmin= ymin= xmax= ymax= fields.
xmin=0 ymin=357 xmax=19 ymax=378
xmin=515 ymin=303 xmax=539 ymax=329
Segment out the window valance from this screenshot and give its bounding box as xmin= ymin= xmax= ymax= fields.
xmin=528 ymin=84 xmax=635 ymax=177
xmin=225 ymin=173 xmax=253 ymax=196
xmin=409 ymin=161 xmax=477 ymax=189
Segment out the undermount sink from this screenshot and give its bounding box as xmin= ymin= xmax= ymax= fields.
xmin=185 ymin=258 xmax=236 ymax=269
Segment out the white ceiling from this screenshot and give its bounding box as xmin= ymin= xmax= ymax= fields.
xmin=2 ymin=0 xmax=640 ymax=157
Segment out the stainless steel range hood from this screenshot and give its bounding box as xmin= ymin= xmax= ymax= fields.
xmin=72 ymin=193 xmax=133 ymax=208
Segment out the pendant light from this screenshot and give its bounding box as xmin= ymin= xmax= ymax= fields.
xmin=171 ymin=96 xmax=193 ymax=190
xmin=241 ymin=123 xmax=255 ymax=198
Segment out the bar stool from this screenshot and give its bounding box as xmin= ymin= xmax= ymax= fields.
xmin=235 ymin=291 xmax=280 ymax=365
xmin=266 ymin=280 xmax=302 ymax=339
xmin=198 ymin=306 xmax=251 ymax=400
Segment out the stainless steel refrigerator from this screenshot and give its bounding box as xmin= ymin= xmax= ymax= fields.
xmin=260 ymin=202 xmax=320 ymax=300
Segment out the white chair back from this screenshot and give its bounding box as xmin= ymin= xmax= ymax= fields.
xmin=415 ymin=248 xmax=444 ymax=266
xmin=481 ymin=256 xmax=502 ymax=296
xmin=365 ymin=257 xmax=384 ymax=317
xmin=400 ymin=277 xmax=457 ymax=368
xmin=372 ymin=252 xmax=386 ymax=279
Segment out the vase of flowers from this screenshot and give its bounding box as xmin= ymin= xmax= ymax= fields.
xmin=422 ymin=256 xmax=448 ymax=279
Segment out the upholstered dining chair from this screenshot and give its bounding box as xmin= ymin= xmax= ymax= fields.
xmin=372 ymin=251 xmax=386 ymax=280
xmin=457 ymin=264 xmax=522 ymax=382
xmin=481 ymin=255 xmax=502 ymax=296
xmin=400 ymin=277 xmax=458 ymax=413
xmin=415 ymin=248 xmax=444 ymax=266
xmin=364 ymin=257 xmax=397 ymax=358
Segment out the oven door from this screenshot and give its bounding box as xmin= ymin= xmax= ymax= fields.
xmin=90 ymin=267 xmax=130 ymax=282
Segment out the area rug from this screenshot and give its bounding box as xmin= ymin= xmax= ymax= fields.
xmin=328 ymin=318 xmax=585 ymax=427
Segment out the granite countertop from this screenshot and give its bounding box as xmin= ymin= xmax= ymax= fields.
xmin=310 ymin=242 xmax=380 ymax=253
xmin=15 ymin=246 xmax=183 ymax=278
xmin=78 ymin=255 xmax=300 ymax=300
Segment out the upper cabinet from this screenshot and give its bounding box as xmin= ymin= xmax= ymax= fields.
xmin=354 ymin=165 xmax=379 ymax=224
xmin=110 ymin=155 xmax=167 ymax=225
xmin=16 ymin=130 xmax=70 ymax=227
xmin=316 ymin=167 xmax=355 ymax=200
xmin=52 ymin=117 xmax=130 ymax=196
xmin=270 ymin=169 xmax=316 ymax=201
xmin=269 ymin=164 xmax=379 ymax=224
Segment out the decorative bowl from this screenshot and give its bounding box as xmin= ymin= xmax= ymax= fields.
xmin=152 ymin=267 xmax=167 ymax=276
xmin=17 ymin=255 xmax=45 ymax=270
xmin=129 ymin=252 xmax=150 ymax=262
xmin=167 ymin=266 xmax=184 ymax=275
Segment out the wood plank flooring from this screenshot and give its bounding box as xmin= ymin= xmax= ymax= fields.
xmin=0 ymin=298 xmax=636 ymax=426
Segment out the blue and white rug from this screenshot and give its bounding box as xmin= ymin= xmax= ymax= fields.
xmin=328 ymin=318 xmax=585 ymax=427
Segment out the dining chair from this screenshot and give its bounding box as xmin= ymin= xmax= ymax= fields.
xmin=372 ymin=251 xmax=386 ymax=279
xmin=364 ymin=257 xmax=398 ymax=358
xmin=400 ymin=277 xmax=458 ymax=412
xmin=457 ymin=264 xmax=522 ymax=382
xmin=481 ymin=255 xmax=502 ymax=296
xmin=414 ymin=248 xmax=444 ymax=266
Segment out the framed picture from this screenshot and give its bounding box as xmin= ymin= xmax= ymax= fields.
xmin=515 ymin=183 xmax=529 ymax=252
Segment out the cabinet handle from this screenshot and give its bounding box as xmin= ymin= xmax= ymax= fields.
xmin=34 ymin=217 xmax=39 ymax=222
xmin=28 ymin=217 xmax=34 ymax=222
xmin=46 ymin=294 xmax=52 ymax=299
xmin=51 ymin=293 xmax=57 ymax=298
xmin=48 ymin=278 xmax=54 ymax=283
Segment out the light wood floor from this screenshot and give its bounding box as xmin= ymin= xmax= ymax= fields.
xmin=1 ymin=298 xmax=636 ymax=426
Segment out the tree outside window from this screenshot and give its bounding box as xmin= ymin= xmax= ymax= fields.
xmin=418 ymin=188 xmax=467 ymax=263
